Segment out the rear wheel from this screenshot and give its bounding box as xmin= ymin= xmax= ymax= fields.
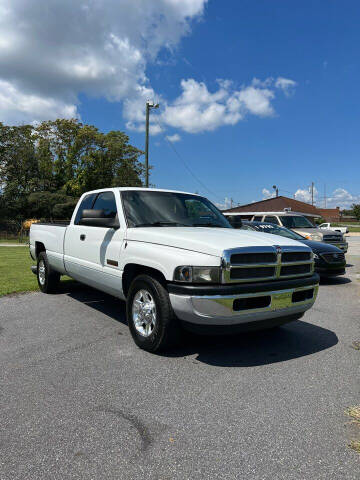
xmin=126 ymin=274 xmax=181 ymax=352
xmin=37 ymin=252 xmax=60 ymax=293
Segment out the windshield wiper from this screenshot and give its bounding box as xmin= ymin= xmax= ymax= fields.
xmin=134 ymin=221 xmax=188 ymax=227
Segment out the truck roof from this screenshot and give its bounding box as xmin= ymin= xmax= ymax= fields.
xmin=83 ymin=187 xmax=201 ymax=196
xmin=223 ymin=211 xmax=309 ymax=217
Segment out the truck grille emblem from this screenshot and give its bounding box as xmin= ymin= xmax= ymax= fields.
xmin=275 ymin=245 xmax=282 ymax=254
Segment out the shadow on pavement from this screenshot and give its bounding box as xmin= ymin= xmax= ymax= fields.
xmin=61 ymin=282 xmax=338 ymax=368
xmin=163 ymin=320 xmax=338 ymax=367
xmin=63 ymin=284 xmax=127 ymax=325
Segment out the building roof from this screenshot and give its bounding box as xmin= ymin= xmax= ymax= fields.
xmin=223 ymin=196 xmax=320 ymax=216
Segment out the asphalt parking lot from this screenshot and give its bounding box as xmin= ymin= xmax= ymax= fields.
xmin=1 ymin=240 xmax=359 ymax=479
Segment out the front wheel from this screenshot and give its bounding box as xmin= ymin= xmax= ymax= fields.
xmin=126 ymin=274 xmax=181 ymax=352
xmin=37 ymin=252 xmax=60 ymax=293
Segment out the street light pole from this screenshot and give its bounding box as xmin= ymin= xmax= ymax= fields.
xmin=144 ymin=101 xmax=159 ymax=188
xmin=311 ymin=182 xmax=314 ymax=206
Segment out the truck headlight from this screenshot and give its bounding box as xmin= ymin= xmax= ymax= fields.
xmin=174 ymin=266 xmax=221 ymax=283
xmin=310 ymin=234 xmax=322 ymax=241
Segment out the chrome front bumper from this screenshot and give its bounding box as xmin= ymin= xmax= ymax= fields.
xmin=170 ymin=283 xmax=318 ymax=326
xmin=330 ymin=242 xmax=348 ymax=252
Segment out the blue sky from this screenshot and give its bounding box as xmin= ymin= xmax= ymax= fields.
xmin=1 ymin=0 xmax=359 ymax=208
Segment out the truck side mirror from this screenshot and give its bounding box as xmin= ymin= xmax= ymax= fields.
xmin=227 ymin=216 xmax=243 ymax=229
xmin=79 ymin=209 xmax=120 ymax=229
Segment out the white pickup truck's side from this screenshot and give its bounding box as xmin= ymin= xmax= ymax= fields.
xmin=318 ymin=223 xmax=348 ymax=234
xmin=30 ymin=188 xmax=319 ymax=352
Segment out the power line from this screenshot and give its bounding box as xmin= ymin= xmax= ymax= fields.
xmin=278 ymin=188 xmax=293 ymax=195
xmin=154 ymin=119 xmax=222 ymax=201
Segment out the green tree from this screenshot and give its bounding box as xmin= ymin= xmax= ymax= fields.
xmin=0 ymin=119 xmax=144 ymax=220
xmin=0 ymin=123 xmax=38 ymax=218
xmin=52 ymin=199 xmax=79 ymax=219
xmin=27 ymin=192 xmax=75 ymax=219
xmin=351 ymin=204 xmax=360 ymax=220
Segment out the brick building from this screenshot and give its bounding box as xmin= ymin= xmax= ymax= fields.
xmin=223 ymin=196 xmax=341 ymax=223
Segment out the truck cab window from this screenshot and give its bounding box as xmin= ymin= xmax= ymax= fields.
xmin=264 ymin=216 xmax=279 ymax=225
xmin=253 ymin=216 xmax=263 ymax=221
xmin=74 ymin=193 xmax=97 ymax=225
xmin=185 ymin=199 xmax=216 ymax=219
xmin=93 ymin=191 xmax=117 ymax=218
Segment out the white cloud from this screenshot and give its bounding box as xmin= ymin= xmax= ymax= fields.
xmin=166 ymin=133 xmax=181 ymax=142
xmin=261 ymin=185 xmax=360 ymax=210
xmin=275 ymin=77 xmax=297 ymax=97
xmin=262 ymin=188 xmax=276 ymax=200
xmin=0 ymin=0 xmax=207 ymax=125
xmin=0 ymin=1 xmax=296 ymax=135
xmin=294 ymin=186 xmax=318 ymax=204
xmin=325 ymin=188 xmax=360 ymax=209
xmin=158 ymin=76 xmax=294 ymax=134
xmin=237 ymin=86 xmax=275 ymax=117
xmin=215 ymin=197 xmax=232 ymax=210
xmin=0 ymin=79 xmax=77 ymax=124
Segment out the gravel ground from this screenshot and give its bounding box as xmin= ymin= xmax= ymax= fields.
xmin=0 ymin=258 xmax=359 ymax=479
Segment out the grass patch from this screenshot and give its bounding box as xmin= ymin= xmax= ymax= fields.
xmin=345 ymin=406 xmax=360 ymax=453
xmin=0 ymin=238 xmax=28 ymax=244
xmin=0 ymin=247 xmax=73 ymax=296
xmin=349 ymin=441 xmax=360 ymax=453
xmin=346 ymin=406 xmax=360 ymax=422
xmin=350 ymin=341 xmax=360 ymax=350
xmin=348 ymin=227 xmax=360 ymax=233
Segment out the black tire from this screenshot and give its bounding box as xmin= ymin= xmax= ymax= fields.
xmin=126 ymin=274 xmax=181 ymax=352
xmin=37 ymin=251 xmax=60 ymax=293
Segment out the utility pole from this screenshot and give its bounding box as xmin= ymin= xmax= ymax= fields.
xmin=145 ymin=101 xmax=159 ymax=187
xmin=324 ymin=184 xmax=327 ymax=208
xmin=230 ymin=198 xmax=233 ymax=208
xmin=311 ymin=182 xmax=314 ymax=206
xmin=273 ymin=185 xmax=279 ymax=197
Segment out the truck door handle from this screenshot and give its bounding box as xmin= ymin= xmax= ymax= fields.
xmin=80 ymin=234 xmax=86 ymax=241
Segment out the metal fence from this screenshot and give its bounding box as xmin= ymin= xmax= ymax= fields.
xmin=0 ymin=219 xmax=70 ymax=243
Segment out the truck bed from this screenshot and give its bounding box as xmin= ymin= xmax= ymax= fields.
xmin=34 ymin=221 xmax=70 ymax=226
xmin=30 ymin=223 xmax=68 ymax=273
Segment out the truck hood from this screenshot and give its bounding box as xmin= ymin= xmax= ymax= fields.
xmin=297 ymin=239 xmax=344 ymax=253
xmin=126 ymin=227 xmax=310 ymax=257
xmin=292 ymin=227 xmax=343 ymax=238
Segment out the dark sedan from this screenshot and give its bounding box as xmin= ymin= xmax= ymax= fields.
xmin=231 ymin=219 xmax=346 ymax=277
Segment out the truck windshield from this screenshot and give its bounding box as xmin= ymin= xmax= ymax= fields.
xmin=281 ymin=216 xmax=315 ymax=228
xmin=253 ymin=224 xmax=305 ymax=240
xmin=121 ymin=191 xmax=231 ymax=228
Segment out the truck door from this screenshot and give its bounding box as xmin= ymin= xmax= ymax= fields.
xmin=64 ymin=191 xmax=125 ymax=297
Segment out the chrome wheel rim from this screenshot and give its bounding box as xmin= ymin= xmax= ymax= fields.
xmin=38 ymin=260 xmax=46 ymax=285
xmin=132 ymin=289 xmax=157 ymax=337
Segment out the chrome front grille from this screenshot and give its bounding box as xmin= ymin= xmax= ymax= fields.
xmin=230 ymin=266 xmax=276 ymax=280
xmin=230 ymin=252 xmax=276 ymax=264
xmin=321 ymin=252 xmax=345 ymax=264
xmin=323 ymin=235 xmax=343 ymax=242
xmin=280 ymin=264 xmax=312 ymax=276
xmin=222 ymin=246 xmax=314 ymax=283
xmin=281 ymin=251 xmax=311 ymax=262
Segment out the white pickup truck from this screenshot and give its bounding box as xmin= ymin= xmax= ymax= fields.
xmin=318 ymin=223 xmax=349 ymax=234
xmin=30 ymin=188 xmax=319 ymax=352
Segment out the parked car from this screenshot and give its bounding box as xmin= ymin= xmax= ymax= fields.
xmin=233 ymin=220 xmax=346 ymax=277
xmin=30 ymin=188 xmax=319 ymax=352
xmin=318 ymin=222 xmax=348 ymax=234
xmin=223 ymin=212 xmax=348 ymax=252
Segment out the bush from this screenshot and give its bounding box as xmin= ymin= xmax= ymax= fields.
xmin=52 ymin=199 xmax=78 ymax=219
